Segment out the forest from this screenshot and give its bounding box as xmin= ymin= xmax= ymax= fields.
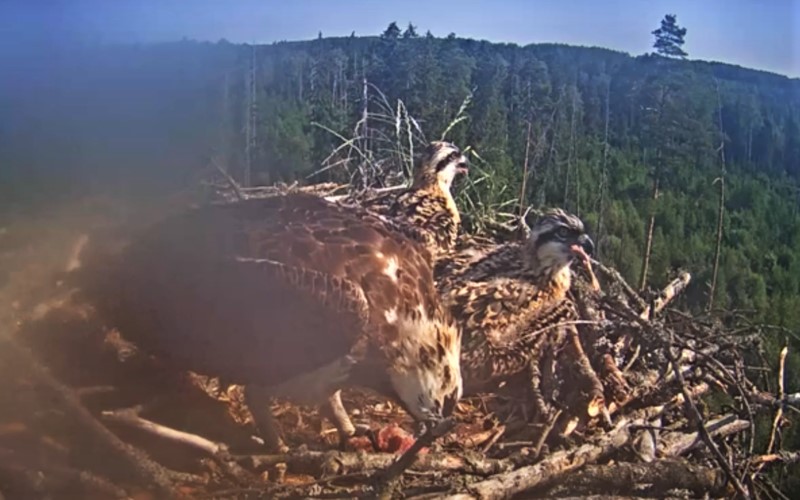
xmin=1 ymin=19 xmax=799 ymax=490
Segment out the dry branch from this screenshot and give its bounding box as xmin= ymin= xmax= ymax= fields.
xmin=664 ymin=332 xmax=751 ymax=498
xmin=591 ymin=259 xmax=648 ymax=312
xmin=102 ymin=407 xmax=224 ymax=456
xmin=751 ymin=451 xmax=800 ymax=466
xmin=0 ymin=334 xmax=194 ymax=497
xmin=549 ymin=459 xmax=729 ymax=498
xmin=639 ymin=272 xmax=691 ymax=320
xmin=101 ymin=407 xmax=255 ymax=485
xmin=766 ymin=346 xmax=789 ymax=455
xmin=239 ymin=448 xmax=511 ymax=477
xmin=658 ymin=415 xmax=750 ymax=457
xmin=439 ymin=416 xmax=640 ymax=500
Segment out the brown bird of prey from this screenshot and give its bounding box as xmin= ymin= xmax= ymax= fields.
xmin=362 ymin=141 xmax=469 ymax=261
xmin=435 ymin=208 xmax=593 ymax=395
xmin=85 ymin=193 xmax=463 ymax=451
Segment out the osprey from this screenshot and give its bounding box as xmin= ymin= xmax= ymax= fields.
xmin=84 ymin=193 xmax=463 ymax=451
xmin=435 ymin=209 xmax=593 ymax=395
xmin=362 ymin=141 xmax=468 ymax=261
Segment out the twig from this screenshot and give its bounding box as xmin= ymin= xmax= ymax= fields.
xmin=0 ymin=334 xmax=190 ymax=496
xmin=532 ymin=409 xmax=562 ymax=459
xmin=211 ymin=158 xmax=245 ymax=201
xmin=547 ymin=459 xmax=729 ymax=498
xmin=480 ymin=425 xmax=506 ymax=454
xmin=238 ymin=448 xmax=511 ymax=477
xmin=101 ymin=407 xmax=223 ymax=456
xmin=664 ymin=331 xmax=751 ymax=499
xmin=751 ymin=451 xmax=800 ymax=466
xmin=591 ymin=259 xmax=648 ymax=312
xmin=658 ymin=415 xmax=750 ymax=457
xmin=101 ymin=407 xmax=254 ymax=484
xmin=439 ymin=416 xmax=639 ymax=500
xmin=766 ymin=346 xmax=788 ymax=455
xmin=564 ymin=326 xmax=606 ymax=418
xmin=639 ymin=272 xmax=691 ymax=320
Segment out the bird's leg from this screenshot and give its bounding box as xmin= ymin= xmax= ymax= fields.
xmin=243 ymin=385 xmax=288 ymax=453
xmin=246 ymin=355 xmax=358 ymax=452
xmin=267 ymin=355 xmax=357 ymax=406
xmin=320 ymin=390 xmax=355 ymax=437
xmin=319 ymin=390 xmax=374 ymax=449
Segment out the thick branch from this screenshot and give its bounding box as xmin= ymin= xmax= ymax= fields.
xmin=439 ymin=416 xmax=639 ymax=500
xmin=239 ymin=448 xmax=511 ymax=477
xmin=640 ymin=272 xmax=691 ymax=320
xmin=658 ymin=415 xmax=750 ymax=457
xmin=550 ymin=459 xmax=729 ymax=498
xmin=664 ymin=335 xmax=751 ymax=498
xmin=0 ymin=335 xmax=190 ymax=496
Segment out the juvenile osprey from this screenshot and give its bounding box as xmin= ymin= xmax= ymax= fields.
xmin=435 ymin=209 xmax=593 ymax=394
xmin=363 ymin=141 xmax=468 ymax=261
xmin=84 ymin=193 xmax=463 ymax=451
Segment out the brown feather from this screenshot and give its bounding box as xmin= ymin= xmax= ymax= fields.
xmin=435 ymin=209 xmax=592 ymax=394
xmin=83 ymin=193 xmax=462 ymax=422
xmin=362 ymin=141 xmax=467 ymax=261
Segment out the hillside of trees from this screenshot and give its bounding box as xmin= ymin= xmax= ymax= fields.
xmin=2 ymin=23 xmax=799 ymax=453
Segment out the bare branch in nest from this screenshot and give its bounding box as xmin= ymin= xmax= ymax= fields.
xmin=564 ymin=326 xmax=606 ymax=419
xmin=748 ymin=389 xmax=800 ymax=411
xmin=438 ymin=416 xmax=641 ymax=500
xmin=547 ymin=459 xmax=730 ymax=498
xmin=238 ymin=448 xmax=512 ymax=477
xmin=532 ymin=409 xmax=562 ymax=460
xmin=327 ymin=184 xmax=407 ymax=203
xmin=664 ymin=331 xmax=751 ymax=499
xmin=752 ymin=451 xmax=800 ymax=466
xmin=591 ymin=259 xmax=648 ymax=312
xmin=601 ymin=353 xmax=631 ymax=404
xmin=639 ymin=272 xmax=691 ymax=320
xmin=101 ymin=407 xmax=255 ymax=485
xmin=102 ymin=407 xmax=224 ymax=456
xmin=0 ymin=334 xmax=195 ymax=497
xmin=658 ymin=414 xmax=750 ymax=457
xmin=210 ymin=157 xmax=245 ymax=201
xmin=766 ymin=345 xmax=789 ymax=455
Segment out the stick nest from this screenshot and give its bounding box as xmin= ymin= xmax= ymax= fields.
xmin=0 ymin=179 xmax=795 ymax=500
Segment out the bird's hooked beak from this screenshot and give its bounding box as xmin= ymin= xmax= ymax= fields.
xmin=456 ymin=159 xmax=469 ymax=176
xmin=570 ymin=234 xmax=594 ymax=263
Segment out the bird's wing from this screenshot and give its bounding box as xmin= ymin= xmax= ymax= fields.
xmin=391 ymin=189 xmax=459 ymax=257
xmin=100 ymin=194 xmax=404 ymax=387
xmin=444 ymin=277 xmax=569 ymax=389
xmin=108 ymin=242 xmax=371 ymax=387
xmin=435 ymin=242 xmax=518 ymax=293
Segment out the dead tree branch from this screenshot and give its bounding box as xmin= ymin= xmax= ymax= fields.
xmin=548 ymin=459 xmax=730 ymax=498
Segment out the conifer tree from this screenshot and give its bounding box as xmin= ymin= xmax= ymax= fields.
xmin=381 ymin=22 xmax=401 ymax=40
xmin=652 ymin=14 xmax=688 ymax=58
xmin=403 ymin=23 xmax=419 ymax=38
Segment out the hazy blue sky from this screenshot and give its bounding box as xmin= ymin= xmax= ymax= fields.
xmin=2 ymin=0 xmax=798 ymax=77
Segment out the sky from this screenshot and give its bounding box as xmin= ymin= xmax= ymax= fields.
xmin=2 ymin=0 xmax=798 ymax=77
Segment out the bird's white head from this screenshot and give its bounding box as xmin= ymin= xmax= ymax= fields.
xmin=385 ymin=313 xmax=463 ymax=424
xmin=414 ymin=141 xmax=469 ymax=193
xmin=525 ymin=208 xmax=594 ymax=289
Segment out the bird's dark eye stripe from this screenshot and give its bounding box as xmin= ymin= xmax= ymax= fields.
xmin=435 ymin=151 xmax=461 ymax=171
xmin=535 ymin=226 xmax=576 ymax=246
